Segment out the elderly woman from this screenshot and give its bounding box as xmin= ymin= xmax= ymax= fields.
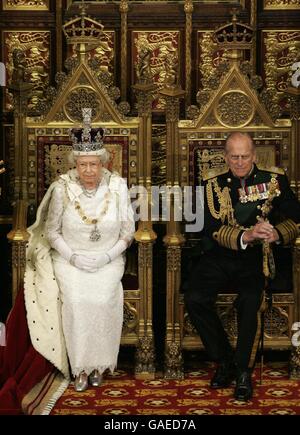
xmin=24 ymin=109 xmax=135 ymax=394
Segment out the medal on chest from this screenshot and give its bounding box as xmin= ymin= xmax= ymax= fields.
xmin=238 ymin=178 xmax=280 ymax=204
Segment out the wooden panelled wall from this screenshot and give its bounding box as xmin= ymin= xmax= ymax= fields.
xmin=1 ymin=1 xmax=300 ymax=198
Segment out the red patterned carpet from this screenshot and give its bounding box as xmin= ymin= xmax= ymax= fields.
xmin=51 ymin=362 xmax=300 ymax=415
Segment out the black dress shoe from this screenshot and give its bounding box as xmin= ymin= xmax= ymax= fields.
xmin=234 ymin=370 xmax=253 ymax=401
xmin=210 ymin=361 xmax=236 ymax=389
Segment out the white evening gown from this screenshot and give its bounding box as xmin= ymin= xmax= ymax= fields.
xmin=45 ymin=169 xmax=135 ymax=376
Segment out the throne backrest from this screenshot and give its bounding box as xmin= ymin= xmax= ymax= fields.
xmin=35 ymin=133 xmax=130 ymax=204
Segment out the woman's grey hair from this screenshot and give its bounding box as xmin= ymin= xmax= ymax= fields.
xmin=67 ymin=148 xmax=111 ymax=166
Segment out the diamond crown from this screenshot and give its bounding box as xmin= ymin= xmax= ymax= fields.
xmin=70 ymin=108 xmax=105 ymax=155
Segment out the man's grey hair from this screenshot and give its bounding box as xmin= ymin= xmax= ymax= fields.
xmin=225 ymin=132 xmax=255 ymax=153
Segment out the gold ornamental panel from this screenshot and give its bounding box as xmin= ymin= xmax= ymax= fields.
xmin=264 ymin=0 xmax=300 ymax=9
xmin=214 ymin=91 xmax=254 ymax=128
xmin=3 ymin=0 xmax=49 ymax=9
xmin=263 ymin=30 xmax=300 ymax=110
xmin=197 ymin=31 xmax=225 ymax=91
xmin=122 ymin=302 xmax=138 ymax=334
xmin=3 ymin=31 xmax=50 ymax=111
xmin=152 ymin=125 xmax=166 ymax=186
xmin=132 ymin=30 xmax=180 ymax=111
xmin=264 ymin=306 xmax=290 ymax=338
xmin=69 ymin=31 xmax=115 ymax=80
xmin=64 ymin=88 xmax=102 ymax=123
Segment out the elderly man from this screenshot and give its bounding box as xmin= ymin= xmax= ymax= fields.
xmin=185 ymin=132 xmax=300 ymax=401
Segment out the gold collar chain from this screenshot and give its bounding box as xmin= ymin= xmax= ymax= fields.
xmin=74 ymin=191 xmax=111 ymax=225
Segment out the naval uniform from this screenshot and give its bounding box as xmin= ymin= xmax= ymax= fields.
xmin=185 ymin=163 xmax=300 ymax=369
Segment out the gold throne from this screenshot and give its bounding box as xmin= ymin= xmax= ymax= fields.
xmin=164 ymin=16 xmax=300 ymax=379
xmin=8 ymin=10 xmax=156 ymax=380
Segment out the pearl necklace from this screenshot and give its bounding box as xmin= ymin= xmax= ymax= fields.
xmin=80 ymin=180 xmax=100 ymax=198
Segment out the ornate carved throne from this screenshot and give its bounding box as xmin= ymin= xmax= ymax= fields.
xmin=8 ymin=11 xmax=155 ymax=379
xmin=164 ymin=17 xmax=300 ymax=379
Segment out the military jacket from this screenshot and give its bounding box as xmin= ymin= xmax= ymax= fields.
xmin=202 ymin=164 xmax=300 ymax=252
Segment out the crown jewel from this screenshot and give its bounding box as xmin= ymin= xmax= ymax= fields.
xmin=70 ymin=108 xmax=105 ymax=156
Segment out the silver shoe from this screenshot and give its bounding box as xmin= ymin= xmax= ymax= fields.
xmin=74 ymin=371 xmax=88 ymax=392
xmin=89 ymin=369 xmax=103 ymax=387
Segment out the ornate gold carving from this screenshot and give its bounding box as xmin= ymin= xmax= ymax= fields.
xmin=196 ymin=148 xmax=225 ymax=183
xmin=122 ymin=302 xmax=138 ymax=334
xmin=108 ymin=86 xmax=121 ymax=101
xmin=63 ymin=6 xmax=104 ymax=50
xmin=88 ymin=32 xmax=114 ymax=75
xmin=218 ymin=306 xmax=237 ymax=340
xmin=186 ymin=105 xmax=200 ymax=120
xmin=199 ymin=32 xmax=221 ymax=92
xmin=214 ymin=10 xmax=254 ymax=51
xmin=118 ymin=101 xmax=131 ymax=116
xmin=184 ymin=0 xmax=193 ymax=106
xmin=133 ymin=84 xmax=155 ymax=117
xmin=11 ymin=49 xmax=27 ymax=83
xmin=164 ymin=341 xmax=184 ymax=379
xmin=264 ymin=0 xmax=300 ymax=9
xmin=65 ymin=88 xmax=101 ymax=122
xmin=264 ymin=306 xmax=289 ymax=338
xmin=264 ymin=31 xmax=300 ymax=111
xmin=4 ymin=0 xmax=48 ymax=9
xmin=286 ymin=88 xmax=300 ymax=120
xmin=204 ymin=114 xmax=218 ymax=127
xmin=8 ymin=50 xmax=34 ymax=116
xmin=135 ymin=336 xmax=155 ymax=375
xmin=133 ymin=31 xmax=179 ymax=110
xmin=4 ymin=31 xmax=50 ymax=112
xmin=184 ymin=313 xmax=198 ymax=336
xmin=167 ymin=246 xmax=181 ymax=271
xmin=119 ymin=0 xmax=129 ymax=13
xmin=44 ymin=144 xmax=73 ymax=186
xmin=54 ymin=109 xmax=67 ymax=122
xmin=138 ymin=243 xmax=153 ymax=267
xmin=120 ymin=1 xmax=128 ymax=100
xmin=164 ymin=97 xmax=181 ymax=123
xmin=63 ymin=5 xmax=117 ymax=94
xmin=64 ymin=56 xmax=80 ymax=73
xmin=215 ymin=91 xmax=254 ymax=127
xmin=152 ymin=125 xmax=166 ymax=186
xmin=11 ymin=241 xmax=27 ymax=268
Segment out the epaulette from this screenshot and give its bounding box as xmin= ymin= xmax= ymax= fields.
xmin=256 ymin=164 xmax=285 ymax=175
xmin=202 ymin=165 xmax=228 ymax=181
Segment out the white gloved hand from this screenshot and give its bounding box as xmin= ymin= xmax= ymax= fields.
xmin=91 ymin=253 xmax=110 ymax=269
xmin=70 ymin=253 xmax=98 ymax=273
xmin=86 ymin=240 xmax=128 ymax=271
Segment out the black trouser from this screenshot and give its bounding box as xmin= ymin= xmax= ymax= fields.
xmin=184 ymin=248 xmax=265 ymax=370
